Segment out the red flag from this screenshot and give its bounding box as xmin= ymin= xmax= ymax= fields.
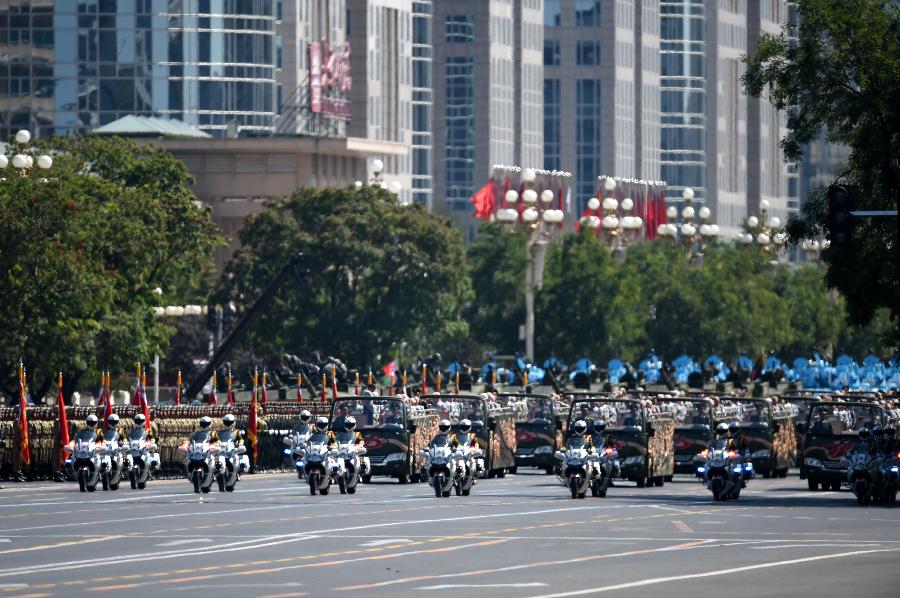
xmin=470 ymin=180 xmax=495 ymax=221
xmin=261 ymin=372 xmax=269 ymax=405
xmin=227 ymin=371 xmax=235 ymax=405
xmin=382 ymin=359 xmax=398 ymax=378
xmin=57 ymin=372 xmax=70 ymax=468
xmin=140 ymin=372 xmax=150 ymax=430
xmin=175 ymin=370 xmax=182 ymax=405
xmin=297 ymin=373 xmax=303 ymax=403
xmin=502 ymin=176 xmax=512 ymax=206
xmin=248 ymin=371 xmax=259 ymax=464
xmin=133 ymin=363 xmax=143 ymax=406
xmin=103 ymin=372 xmax=113 ymax=429
xmin=17 ymin=371 xmax=31 ymax=467
xmin=209 ymin=371 xmax=218 ymax=405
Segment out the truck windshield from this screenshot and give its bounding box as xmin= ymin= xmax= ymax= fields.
xmin=331 ymin=398 xmax=406 ymax=429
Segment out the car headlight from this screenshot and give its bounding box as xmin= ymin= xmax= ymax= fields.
xmin=624 ymin=456 xmax=644 ymax=465
xmin=384 ymin=452 xmax=406 ymax=463
xmin=534 ymin=446 xmax=553 ymax=455
xmin=804 ymin=457 xmax=823 ymax=468
xmin=751 ymin=449 xmax=770 ymax=458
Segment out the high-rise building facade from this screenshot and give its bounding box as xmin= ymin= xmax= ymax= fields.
xmin=411 ymin=0 xmax=433 ymax=209
xmin=544 ymin=0 xmax=660 ymax=213
xmin=431 ymin=0 xmax=543 ymax=238
xmin=2 ymin=0 xmax=279 ymax=138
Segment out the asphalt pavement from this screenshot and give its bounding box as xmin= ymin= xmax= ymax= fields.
xmin=1 ymin=470 xmax=899 ymax=597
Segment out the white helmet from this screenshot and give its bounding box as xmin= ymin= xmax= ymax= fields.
xmin=86 ymin=414 xmax=99 ymax=428
xmin=299 ymin=409 xmax=312 ymax=423
xmin=572 ymin=419 xmax=588 ymax=435
xmin=438 ymin=419 xmax=452 ymax=433
xmin=107 ymin=413 xmax=120 ymax=428
xmin=315 ymin=416 xmax=329 ymax=431
xmin=343 ymin=416 xmax=357 ymax=431
xmin=133 ymin=413 xmax=145 ymax=427
xmin=199 ymin=416 xmax=212 ymax=430
xmin=222 ymin=414 xmax=236 ymax=428
xmin=458 ymin=419 xmax=472 ymax=434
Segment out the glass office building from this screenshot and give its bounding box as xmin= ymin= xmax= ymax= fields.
xmin=1 ymin=0 xmax=278 ymax=138
xmin=411 ymin=0 xmax=433 ymax=209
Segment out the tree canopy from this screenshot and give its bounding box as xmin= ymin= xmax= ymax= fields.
xmin=217 ymin=185 xmax=471 ymax=367
xmin=0 ymin=135 xmax=220 ymax=397
xmin=741 ymin=0 xmax=900 ymax=343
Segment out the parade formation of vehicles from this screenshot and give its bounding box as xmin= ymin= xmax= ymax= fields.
xmin=53 ymin=389 xmax=899 ymax=506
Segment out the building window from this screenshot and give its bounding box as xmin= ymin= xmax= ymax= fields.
xmin=544 ymin=79 xmax=561 ymax=171
xmin=575 ymin=0 xmax=601 ymax=27
xmin=576 ymin=40 xmax=600 ymax=66
xmin=543 ymin=40 xmax=560 ymax=66
xmin=545 ymin=0 xmax=561 ymax=27
xmin=445 ymin=15 xmax=474 ymax=43
xmin=445 ymin=57 xmax=475 ymax=208
xmin=576 ymin=79 xmax=602 ymax=211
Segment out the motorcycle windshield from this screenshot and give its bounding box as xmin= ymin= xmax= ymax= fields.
xmin=127 ymin=429 xmax=146 ymax=441
xmin=190 ymin=431 xmax=212 ymax=443
xmin=430 ymin=435 xmax=451 ymax=448
xmin=76 ymin=430 xmax=97 ymax=442
xmin=566 ymin=437 xmax=590 ymax=450
xmin=218 ymin=430 xmax=236 ymax=443
xmin=709 ymin=439 xmax=729 ymax=451
xmin=104 ymin=431 xmax=119 ymax=443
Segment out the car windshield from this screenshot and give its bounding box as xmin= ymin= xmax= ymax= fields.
xmin=569 ymin=400 xmax=643 ymax=429
xmin=735 ymin=401 xmax=769 ymax=424
xmin=331 ymin=398 xmax=406 ymax=429
xmin=808 ymin=404 xmax=885 ymax=435
xmin=420 ymin=397 xmax=485 ymax=427
xmin=664 ymin=400 xmax=713 ymax=426
xmin=500 ymin=395 xmax=555 ymax=421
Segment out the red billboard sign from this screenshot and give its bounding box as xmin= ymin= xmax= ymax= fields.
xmin=308 ymin=42 xmax=322 ymax=113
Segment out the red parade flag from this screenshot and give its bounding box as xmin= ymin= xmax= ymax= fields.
xmin=248 ymin=372 xmax=259 ymax=464
xmin=470 ymin=180 xmax=495 ymax=221
xmin=227 ymin=371 xmax=235 ymax=405
xmin=17 ymin=378 xmax=31 ymax=467
xmin=103 ymin=373 xmax=113 ymax=429
xmin=57 ymin=373 xmax=70 ymax=468
xmin=139 ymin=379 xmax=151 ymax=430
xmin=382 ymin=359 xmax=398 ymax=379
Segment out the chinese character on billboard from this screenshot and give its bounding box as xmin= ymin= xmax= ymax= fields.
xmin=309 ymin=42 xmax=322 ymax=113
xmin=309 ymin=40 xmax=351 ymax=118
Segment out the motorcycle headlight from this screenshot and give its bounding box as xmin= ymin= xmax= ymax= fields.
xmin=624 ymin=456 xmax=644 ymax=465
xmin=533 ymin=446 xmax=553 ymax=455
xmin=890 ymin=466 xmax=899 ymax=473
xmin=283 ymin=448 xmax=292 ymax=456
xmin=733 ymin=466 xmax=743 ymax=474
xmin=384 ymin=452 xmax=406 ymax=463
xmin=744 ymin=462 xmax=754 ymax=471
xmin=751 ymin=449 xmax=770 ymax=458
xmin=295 ymin=460 xmax=304 ymax=468
xmin=804 ymin=458 xmax=823 ymax=468
xmin=696 ymin=466 xmax=706 ymax=473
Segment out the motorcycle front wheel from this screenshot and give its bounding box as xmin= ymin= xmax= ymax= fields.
xmin=129 ymin=470 xmax=137 ymax=490
xmin=711 ymin=478 xmax=723 ymax=501
xmin=101 ymin=473 xmax=109 ymax=491
xmin=308 ymin=472 xmax=319 ymax=496
xmin=77 ymin=469 xmax=86 ymax=493
xmin=217 ymin=474 xmax=226 ymax=493
xmin=338 ymin=475 xmax=347 ymax=495
xmin=191 ymin=470 xmax=201 ymax=494
xmin=569 ymin=477 xmax=579 ymax=499
xmin=434 ymin=475 xmax=443 ymax=498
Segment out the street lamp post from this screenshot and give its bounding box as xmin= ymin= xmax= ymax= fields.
xmin=1 ymin=129 xmax=53 ymax=176
xmin=657 ymin=187 xmax=720 ymax=261
xmin=494 ymin=166 xmax=568 ymax=363
xmin=580 ymin=177 xmax=647 ymax=255
xmin=738 ymin=199 xmax=787 ymax=264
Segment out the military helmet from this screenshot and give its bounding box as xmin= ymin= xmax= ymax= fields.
xmin=728 ymin=421 xmax=739 ymax=434
xmin=107 ymin=413 xmax=120 ymax=427
xmin=458 ymin=419 xmax=472 ymax=434
xmin=299 ymin=409 xmax=312 ymax=423
xmin=315 ymin=416 xmax=329 ymax=431
xmin=86 ymin=414 xmax=99 ymax=428
xmin=438 ymin=419 xmax=452 ymax=434
xmin=343 ymin=416 xmax=357 ymax=431
xmin=573 ymin=420 xmax=588 ymax=435
xmin=222 ymin=413 xmax=236 ymax=428
xmin=199 ymin=416 xmax=212 ymax=430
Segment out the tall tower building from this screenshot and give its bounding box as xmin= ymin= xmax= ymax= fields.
xmin=1 ymin=0 xmax=279 ymax=138
xmin=431 ymin=0 xmax=544 ymax=238
xmin=543 ymin=0 xmax=660 ymax=213
xmin=411 ymin=0 xmax=434 ymax=209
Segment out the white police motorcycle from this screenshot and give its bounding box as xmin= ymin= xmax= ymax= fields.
xmin=68 ymin=426 xmax=102 ymax=493
xmin=304 ymin=419 xmax=343 ymax=496
xmin=696 ymin=439 xmax=751 ymax=501
xmin=282 ymin=412 xmax=314 ymax=480
xmin=214 ymin=426 xmax=248 ymax=493
xmin=422 ymin=436 xmax=461 ymax=498
xmin=334 ymin=418 xmax=370 ymax=495
xmin=99 ymin=426 xmax=124 ymax=491
xmin=123 ymin=424 xmax=159 ymax=490
xmin=556 ymin=436 xmax=600 ymax=499
xmin=181 ymin=422 xmax=217 ymax=494
xmin=453 ymin=422 xmax=483 ymax=496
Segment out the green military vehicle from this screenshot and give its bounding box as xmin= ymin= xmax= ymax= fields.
xmin=419 ymin=393 xmax=517 ymax=477
xmin=654 ymin=397 xmax=740 ymax=475
xmin=497 ymin=392 xmax=568 ymax=475
xmin=721 ymin=397 xmax=797 ymax=478
xmin=329 ymin=397 xmax=437 ymax=483
xmin=565 ymin=393 xmax=675 ymax=487
xmin=798 ymin=400 xmax=892 ymax=491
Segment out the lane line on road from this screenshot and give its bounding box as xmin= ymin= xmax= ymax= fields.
xmin=521 ymin=546 xmax=900 ymax=597
xmin=671 ymin=520 xmax=694 ymax=533
xmin=0 ymin=534 xmax=123 ymax=556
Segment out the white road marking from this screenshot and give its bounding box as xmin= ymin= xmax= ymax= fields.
xmin=0 ymin=584 xmax=28 ymax=589
xmin=360 ymin=538 xmax=412 ymax=547
xmin=0 ymin=540 xmax=10 ymax=543
xmin=155 ymin=538 xmax=214 ymax=547
xmin=417 ymin=583 xmax=549 ymax=590
xmin=522 ymin=547 xmax=900 ymax=597
xmin=750 ymin=543 xmax=883 ymax=550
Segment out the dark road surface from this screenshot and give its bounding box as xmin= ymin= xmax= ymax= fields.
xmin=1 ymin=470 xmax=898 ymax=597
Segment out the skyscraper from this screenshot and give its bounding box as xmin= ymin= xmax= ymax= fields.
xmin=543 ymin=0 xmax=661 ymax=213
xmin=411 ymin=0 xmax=433 ymax=209
xmin=431 ymin=0 xmax=544 ymax=238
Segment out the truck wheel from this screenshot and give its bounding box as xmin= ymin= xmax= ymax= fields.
xmin=507 ymin=467 xmax=517 ymax=475
xmin=636 ymin=477 xmax=646 ymax=488
xmin=830 ymin=481 xmax=841 ymax=491
xmin=807 ymin=478 xmax=818 ymax=491
xmin=545 ymin=466 xmax=555 ymax=475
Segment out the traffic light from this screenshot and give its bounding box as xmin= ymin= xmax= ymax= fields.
xmin=827 ymin=185 xmax=854 ymax=247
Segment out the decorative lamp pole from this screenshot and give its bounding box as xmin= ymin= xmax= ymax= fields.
xmin=1 ymin=129 xmax=53 ymax=176
xmin=739 ymin=199 xmax=786 ymax=264
xmin=656 ymin=187 xmax=719 ymax=262
xmin=493 ymin=165 xmax=570 ymax=362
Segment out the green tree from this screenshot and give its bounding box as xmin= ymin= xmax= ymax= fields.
xmin=218 ymin=185 xmax=470 ymax=366
xmin=742 ymin=0 xmax=900 ymax=342
xmin=0 ymin=135 xmax=220 ymax=397
xmin=771 ymin=266 xmax=844 ymax=357
xmin=464 ymin=221 xmax=526 ymax=356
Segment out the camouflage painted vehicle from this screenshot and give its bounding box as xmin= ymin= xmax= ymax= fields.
xmin=419 ymin=394 xmax=517 ymax=477
xmin=724 ymin=397 xmax=798 ymax=478
xmin=497 ymin=393 xmax=568 ymax=475
xmin=653 ymin=397 xmax=741 ymax=474
xmin=780 ymin=394 xmax=824 ymax=464
xmin=328 ymin=397 xmax=437 ymax=483
xmin=798 ymin=401 xmax=893 ymax=491
xmin=565 ymin=393 xmax=675 ymax=487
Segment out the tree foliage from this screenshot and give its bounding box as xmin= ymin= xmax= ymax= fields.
xmin=0 ymin=135 xmax=220 ymax=396
xmin=217 ymin=185 xmax=471 ymax=367
xmin=741 ymin=0 xmax=900 ymax=342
